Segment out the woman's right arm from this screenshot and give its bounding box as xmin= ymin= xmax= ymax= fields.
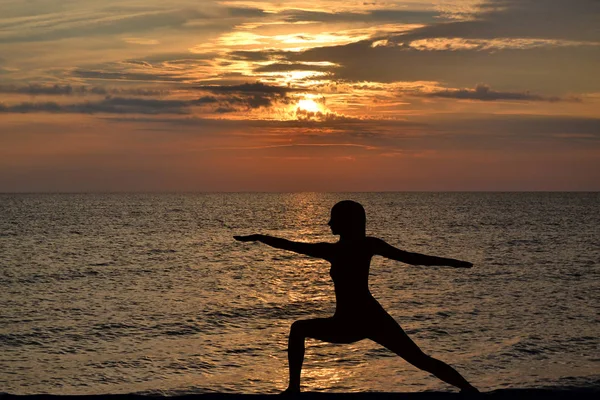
xmin=234 ymin=234 xmax=332 ymax=260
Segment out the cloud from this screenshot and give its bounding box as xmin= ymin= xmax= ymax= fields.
xmin=194 ymin=82 xmax=300 ymax=94
xmin=423 ymin=84 xmax=580 ymax=102
xmin=0 ymin=8 xmax=208 ymax=43
xmin=279 ymin=9 xmax=439 ymax=24
xmin=253 ymin=62 xmax=338 ymax=73
xmin=404 ymin=38 xmax=599 ymax=51
xmin=0 ymin=97 xmax=187 ymax=114
xmin=227 ymin=50 xmax=286 ymax=62
xmin=0 ymin=84 xmax=289 ymax=114
xmin=0 ymin=67 xmax=17 ymax=74
xmin=274 ymin=38 xmax=600 ymax=92
xmin=138 ymin=52 xmax=218 ymax=63
xmin=0 ymin=96 xmax=223 ymax=115
xmin=237 ymin=0 xmax=596 ymax=90
xmin=227 ymin=7 xmax=267 ymax=18
xmin=0 ymin=1 xmax=270 ymax=66
xmin=192 ymin=82 xmax=301 ymax=111
xmin=0 ymin=84 xmax=170 ymax=96
xmin=215 ymin=106 xmax=238 ymax=113
xmin=295 ymin=108 xmax=357 ymax=122
xmin=71 ymin=69 xmax=188 ymax=83
xmin=224 ymin=94 xmax=275 ymax=109
xmin=393 ymin=0 xmax=600 ymax=42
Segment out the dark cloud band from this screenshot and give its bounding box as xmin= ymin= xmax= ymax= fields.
xmin=423 ymin=84 xmax=580 ymax=102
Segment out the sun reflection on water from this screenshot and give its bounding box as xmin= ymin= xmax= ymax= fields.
xmin=302 ymin=365 xmax=357 ymax=391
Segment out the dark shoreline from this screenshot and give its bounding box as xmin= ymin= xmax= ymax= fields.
xmin=3 ymin=389 xmax=600 ymax=400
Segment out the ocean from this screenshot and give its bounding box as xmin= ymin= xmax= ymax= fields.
xmin=1 ymin=193 xmax=598 ymax=395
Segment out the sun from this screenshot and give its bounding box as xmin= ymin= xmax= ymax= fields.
xmin=297 ymin=99 xmax=321 ymax=113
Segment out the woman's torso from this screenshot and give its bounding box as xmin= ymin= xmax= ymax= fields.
xmin=328 ymin=239 xmax=383 ymax=317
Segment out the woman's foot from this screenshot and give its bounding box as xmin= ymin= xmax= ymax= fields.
xmin=280 ymin=386 xmax=301 ymax=395
xmin=460 ymin=385 xmax=480 ymax=394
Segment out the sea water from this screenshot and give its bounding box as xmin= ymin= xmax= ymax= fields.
xmin=1 ymin=193 xmax=598 ymax=394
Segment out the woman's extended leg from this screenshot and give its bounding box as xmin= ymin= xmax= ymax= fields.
xmin=368 ymin=314 xmax=478 ymax=392
xmin=285 ymin=317 xmax=364 ymax=393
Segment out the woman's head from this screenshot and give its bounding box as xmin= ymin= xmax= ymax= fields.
xmin=328 ymin=200 xmax=366 ymax=238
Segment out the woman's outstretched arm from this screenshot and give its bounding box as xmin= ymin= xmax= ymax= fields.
xmin=370 ymin=237 xmax=473 ymax=268
xmin=234 ymin=234 xmax=332 ymax=260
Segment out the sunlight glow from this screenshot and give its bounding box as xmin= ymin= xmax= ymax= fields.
xmin=297 ymin=99 xmax=322 ymax=113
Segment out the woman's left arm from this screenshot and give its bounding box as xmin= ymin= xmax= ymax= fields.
xmin=369 ymin=237 xmax=473 ymax=268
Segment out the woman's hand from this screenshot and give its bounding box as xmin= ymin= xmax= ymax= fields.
xmin=234 ymin=234 xmax=261 ymax=242
xmin=451 ymin=259 xmax=473 ymax=268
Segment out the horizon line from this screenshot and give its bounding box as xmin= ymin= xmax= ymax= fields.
xmin=1 ymin=190 xmax=599 ymax=195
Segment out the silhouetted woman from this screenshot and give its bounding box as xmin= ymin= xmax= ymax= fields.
xmin=234 ymin=200 xmax=478 ymax=393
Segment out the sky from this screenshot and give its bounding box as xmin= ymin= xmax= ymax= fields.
xmin=0 ymin=0 xmax=599 ymax=192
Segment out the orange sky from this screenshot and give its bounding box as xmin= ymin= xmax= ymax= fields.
xmin=1 ymin=0 xmax=599 ymax=191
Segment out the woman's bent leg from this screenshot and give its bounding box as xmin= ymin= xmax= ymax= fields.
xmin=369 ymin=315 xmax=478 ymax=392
xmin=285 ymin=318 xmax=364 ymax=393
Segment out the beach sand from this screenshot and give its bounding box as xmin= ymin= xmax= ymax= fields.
xmin=2 ymin=389 xmax=599 ymax=400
